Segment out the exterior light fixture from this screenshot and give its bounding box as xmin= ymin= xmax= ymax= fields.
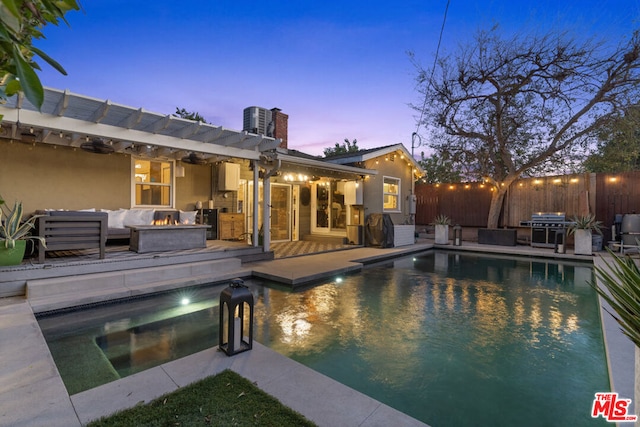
xmin=219 ymin=278 xmax=254 ymax=356
xmin=453 ymin=224 xmax=462 ymax=246
xmin=175 ymin=161 xmax=185 ymax=178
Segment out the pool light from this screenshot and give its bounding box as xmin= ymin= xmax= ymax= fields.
xmin=180 ymin=297 xmax=190 ymax=306
xmin=336 ymin=277 xmax=343 ymax=284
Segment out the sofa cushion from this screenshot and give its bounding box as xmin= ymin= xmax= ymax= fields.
xmin=100 ymin=209 xmax=127 ymax=228
xmin=123 ymin=209 xmax=155 ymax=226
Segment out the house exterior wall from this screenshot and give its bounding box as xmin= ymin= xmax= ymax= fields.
xmin=0 ymin=139 xmax=224 ymax=214
xmin=362 ymin=154 xmax=414 ymax=225
xmin=0 ymin=140 xmax=131 ymax=213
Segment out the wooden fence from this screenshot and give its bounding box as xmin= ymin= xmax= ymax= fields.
xmin=415 ymin=171 xmax=640 ymax=242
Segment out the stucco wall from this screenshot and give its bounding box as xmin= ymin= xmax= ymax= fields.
xmin=362 ymin=155 xmax=414 ymax=225
xmin=0 ymin=140 xmax=131 ymax=214
xmin=0 ymin=140 xmax=221 ymax=214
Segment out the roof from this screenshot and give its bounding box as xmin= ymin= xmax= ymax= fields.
xmin=323 ymin=143 xmax=426 ymax=176
xmin=273 ymin=147 xmax=376 ymax=179
xmin=0 ymin=88 xmax=282 ymax=161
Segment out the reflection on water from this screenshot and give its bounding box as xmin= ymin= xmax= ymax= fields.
xmin=254 ymin=252 xmax=609 ymax=427
xmin=38 ymin=251 xmax=608 ymax=427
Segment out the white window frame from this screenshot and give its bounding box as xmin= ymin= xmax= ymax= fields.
xmin=131 ymin=157 xmax=175 ymax=208
xmin=383 ymin=176 xmax=401 ymax=213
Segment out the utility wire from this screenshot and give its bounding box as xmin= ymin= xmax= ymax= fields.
xmin=414 ymin=0 xmax=450 ymax=140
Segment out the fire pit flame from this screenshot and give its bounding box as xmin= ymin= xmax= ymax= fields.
xmin=150 ymin=218 xmax=180 ymax=226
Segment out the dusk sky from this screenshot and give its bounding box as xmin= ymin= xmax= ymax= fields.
xmin=36 ymin=0 xmax=639 ymax=156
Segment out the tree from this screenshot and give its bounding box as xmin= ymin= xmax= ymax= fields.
xmin=411 ymin=27 xmax=640 ymax=229
xmin=417 ymin=151 xmax=462 ymax=184
xmin=584 ymin=105 xmax=640 ymax=172
xmin=173 ymin=107 xmax=209 ymax=123
xmin=323 ymin=138 xmax=359 ymax=157
xmin=0 ymin=0 xmax=80 ymax=110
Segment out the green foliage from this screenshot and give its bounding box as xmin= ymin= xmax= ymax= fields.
xmin=0 ymin=0 xmax=80 ymax=109
xmin=418 ymin=151 xmax=462 ymax=183
xmin=0 ymin=199 xmax=45 ymax=248
xmin=173 ymin=107 xmax=209 ymax=123
xmin=567 ymin=214 xmax=603 ymax=235
xmin=87 ymin=369 xmax=316 ymax=427
xmin=433 ymin=214 xmax=452 ymax=225
xmin=323 ymin=138 xmax=359 ymax=157
xmin=584 ymin=105 xmax=640 ymax=173
xmin=593 ymin=250 xmax=640 ymax=348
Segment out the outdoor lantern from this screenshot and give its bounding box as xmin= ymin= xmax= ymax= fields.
xmin=219 ymin=278 xmax=254 ymax=356
xmin=554 ymin=230 xmax=566 ymax=254
xmin=453 ymin=224 xmax=463 ymax=246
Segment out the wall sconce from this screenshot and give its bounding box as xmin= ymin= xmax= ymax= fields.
xmin=175 ymin=161 xmax=185 ymax=178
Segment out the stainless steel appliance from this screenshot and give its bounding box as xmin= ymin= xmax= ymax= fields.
xmin=522 ymin=212 xmax=572 ymax=248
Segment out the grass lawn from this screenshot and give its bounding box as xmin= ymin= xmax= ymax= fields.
xmin=87 ymin=369 xmax=317 ymax=426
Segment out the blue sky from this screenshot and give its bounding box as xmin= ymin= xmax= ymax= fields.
xmin=36 ymin=0 xmax=639 ymax=156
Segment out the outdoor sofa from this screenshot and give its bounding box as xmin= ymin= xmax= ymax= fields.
xmin=34 ymin=209 xmax=198 ymax=262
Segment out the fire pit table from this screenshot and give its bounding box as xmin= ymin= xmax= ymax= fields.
xmin=127 ymin=224 xmax=209 ymax=253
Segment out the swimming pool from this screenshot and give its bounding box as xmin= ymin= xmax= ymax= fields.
xmin=38 ymin=251 xmax=609 ymax=426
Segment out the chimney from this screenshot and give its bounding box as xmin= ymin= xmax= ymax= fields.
xmin=271 ymin=108 xmax=288 ymax=149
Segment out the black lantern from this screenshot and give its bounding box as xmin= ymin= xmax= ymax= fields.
xmin=219 ymin=278 xmax=254 ymax=356
xmin=554 ymin=230 xmax=566 ymax=254
xmin=453 ymin=224 xmax=463 ymax=246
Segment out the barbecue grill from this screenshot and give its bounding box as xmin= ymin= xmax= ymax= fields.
xmin=521 ymin=212 xmax=574 ymax=248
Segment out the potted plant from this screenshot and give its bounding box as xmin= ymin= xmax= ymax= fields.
xmin=568 ymin=214 xmax=602 ymax=256
xmin=0 ymin=199 xmax=45 ymax=266
xmin=433 ymin=214 xmax=451 ymax=245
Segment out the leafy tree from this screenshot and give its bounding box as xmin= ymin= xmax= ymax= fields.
xmin=0 ymin=0 xmax=80 ymax=109
xmin=411 ymin=27 xmax=640 ymax=229
xmin=417 ymin=151 xmax=462 ymax=183
xmin=173 ymin=107 xmax=209 ymax=123
xmin=323 ymin=138 xmax=359 ymax=157
xmin=584 ymin=105 xmax=640 ymax=172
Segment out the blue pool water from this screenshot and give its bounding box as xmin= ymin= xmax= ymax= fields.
xmin=38 ymin=251 xmax=609 ymax=426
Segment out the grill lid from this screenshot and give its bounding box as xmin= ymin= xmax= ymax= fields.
xmin=531 ymin=212 xmax=566 ymax=222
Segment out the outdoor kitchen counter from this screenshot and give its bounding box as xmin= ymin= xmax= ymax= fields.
xmin=127 ymin=225 xmax=209 ymax=253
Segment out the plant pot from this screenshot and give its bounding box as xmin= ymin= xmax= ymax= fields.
xmin=435 ymin=224 xmax=449 ymax=244
xmin=574 ymin=229 xmax=593 ymax=255
xmin=0 ymin=241 xmax=27 ymax=266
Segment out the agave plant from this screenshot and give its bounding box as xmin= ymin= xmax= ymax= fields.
xmin=0 ymin=200 xmax=45 ymax=249
xmin=593 ymin=249 xmax=640 ymax=348
xmin=568 ymin=214 xmax=603 ymax=235
xmin=433 ymin=214 xmax=452 ymax=226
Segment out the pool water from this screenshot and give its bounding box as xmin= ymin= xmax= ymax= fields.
xmin=38 ymin=251 xmax=609 ymax=426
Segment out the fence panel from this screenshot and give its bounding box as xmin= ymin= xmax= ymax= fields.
xmin=416 ymin=171 xmax=640 ymax=237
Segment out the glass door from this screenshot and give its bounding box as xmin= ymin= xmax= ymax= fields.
xmin=312 ymin=181 xmax=346 ymax=233
xmin=271 ymin=184 xmax=291 ymax=242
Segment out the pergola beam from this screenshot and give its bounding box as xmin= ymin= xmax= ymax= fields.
xmin=90 ymin=100 xmax=111 ymax=123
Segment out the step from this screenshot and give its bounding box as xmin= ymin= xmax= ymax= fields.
xmin=27 ymin=258 xmax=243 ymax=299
xmin=29 ymin=267 xmax=252 ymax=314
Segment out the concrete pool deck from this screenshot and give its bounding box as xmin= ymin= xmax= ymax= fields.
xmin=0 ymin=241 xmax=634 ymax=426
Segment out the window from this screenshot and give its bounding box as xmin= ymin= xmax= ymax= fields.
xmin=383 ymin=176 xmax=400 ymax=212
xmin=133 ymin=159 xmax=173 ymax=207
